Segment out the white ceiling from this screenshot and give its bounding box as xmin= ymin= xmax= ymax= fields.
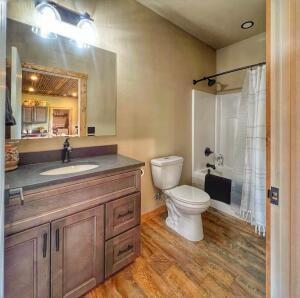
xmin=136 ymin=0 xmax=266 ymax=49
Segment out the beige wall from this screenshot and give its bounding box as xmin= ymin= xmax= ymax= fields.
xmin=216 ymin=32 xmax=266 ymax=92
xmin=7 ymin=0 xmax=216 ymax=214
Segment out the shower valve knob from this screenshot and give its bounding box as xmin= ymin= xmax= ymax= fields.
xmin=204 ymin=147 xmax=214 ymax=156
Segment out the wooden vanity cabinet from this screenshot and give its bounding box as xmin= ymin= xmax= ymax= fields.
xmin=4 ymin=224 xmax=51 ymax=298
xmin=105 ymin=226 xmax=140 ymax=278
xmin=5 ymin=169 xmax=142 ymax=298
xmin=51 ymin=205 xmax=105 ymax=298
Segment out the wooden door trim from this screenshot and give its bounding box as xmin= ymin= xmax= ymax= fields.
xmin=266 ymin=0 xmax=271 ymax=296
xmin=290 ymin=0 xmax=300 ymax=296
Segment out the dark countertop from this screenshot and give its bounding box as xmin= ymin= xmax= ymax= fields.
xmin=5 ymin=154 xmax=145 ymax=191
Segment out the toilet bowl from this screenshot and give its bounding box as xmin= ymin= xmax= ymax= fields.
xmin=151 ymin=156 xmax=211 ymax=241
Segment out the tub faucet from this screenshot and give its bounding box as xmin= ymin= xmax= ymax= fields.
xmin=62 ymin=138 xmax=72 ymax=163
xmin=206 ymin=163 xmax=216 ymax=170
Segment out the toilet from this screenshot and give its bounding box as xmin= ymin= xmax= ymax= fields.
xmin=151 ymin=156 xmax=210 ymax=241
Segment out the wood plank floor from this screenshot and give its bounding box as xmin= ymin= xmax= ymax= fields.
xmin=85 ymin=208 xmax=266 ymax=298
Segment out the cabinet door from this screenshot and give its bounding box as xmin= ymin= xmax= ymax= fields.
xmin=34 ymin=106 xmax=48 ymax=123
xmin=5 ymin=223 xmax=50 ymax=298
xmin=51 ymin=205 xmax=104 ymax=298
xmin=22 ymin=106 xmax=34 ymax=123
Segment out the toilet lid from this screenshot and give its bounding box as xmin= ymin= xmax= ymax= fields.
xmin=169 ymin=185 xmax=210 ymax=204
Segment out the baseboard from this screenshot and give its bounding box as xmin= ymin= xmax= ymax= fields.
xmin=141 ymin=205 xmax=166 ymax=223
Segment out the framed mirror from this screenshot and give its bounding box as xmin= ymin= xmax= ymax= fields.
xmin=6 ymin=18 xmax=117 ymax=139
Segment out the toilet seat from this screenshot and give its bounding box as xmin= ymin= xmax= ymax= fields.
xmin=166 ymin=185 xmax=210 ymax=205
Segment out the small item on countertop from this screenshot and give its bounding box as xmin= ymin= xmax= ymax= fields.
xmin=5 ymin=141 xmax=20 ymax=172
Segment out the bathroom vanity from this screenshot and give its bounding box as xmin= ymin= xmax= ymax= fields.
xmin=4 ymin=145 xmax=144 ymax=298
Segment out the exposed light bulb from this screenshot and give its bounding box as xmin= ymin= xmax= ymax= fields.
xmin=76 ymin=19 xmax=96 ymax=48
xmin=28 ymin=87 xmax=35 ymax=92
xmin=32 ymin=3 xmax=61 ymax=39
xmin=32 ymin=2 xmax=96 ymax=48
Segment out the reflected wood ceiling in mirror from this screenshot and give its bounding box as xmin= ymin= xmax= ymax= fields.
xmin=22 ymin=70 xmax=78 ymax=98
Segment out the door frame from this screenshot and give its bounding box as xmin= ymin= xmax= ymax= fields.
xmin=267 ymin=0 xmax=300 ymax=297
xmin=266 ymin=0 xmax=271 ymax=296
xmin=290 ymin=0 xmax=300 ymax=296
xmin=0 ymin=1 xmax=7 ymax=297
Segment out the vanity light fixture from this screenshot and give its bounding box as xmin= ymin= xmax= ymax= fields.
xmin=32 ymin=1 xmax=96 ymax=47
xmin=32 ymin=2 xmax=61 ymax=39
xmin=241 ymin=20 xmax=254 ymax=29
xmin=76 ymin=19 xmax=96 ymax=48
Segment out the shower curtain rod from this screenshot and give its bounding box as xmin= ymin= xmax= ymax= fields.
xmin=193 ymin=61 xmax=266 ymax=85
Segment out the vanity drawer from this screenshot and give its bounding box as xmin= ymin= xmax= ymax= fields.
xmin=105 ymin=226 xmax=140 ymax=278
xmin=105 ymin=193 xmax=141 ymax=239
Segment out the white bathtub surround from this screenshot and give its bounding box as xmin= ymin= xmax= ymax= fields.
xmin=192 ymin=74 xmax=266 ymax=232
xmin=234 ymin=65 xmax=266 ymax=236
xmin=193 ymin=90 xmax=244 ymax=217
xmin=192 ymin=90 xmax=216 ymax=172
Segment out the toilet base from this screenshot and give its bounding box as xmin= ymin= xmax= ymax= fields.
xmin=165 ymin=198 xmax=205 ymax=241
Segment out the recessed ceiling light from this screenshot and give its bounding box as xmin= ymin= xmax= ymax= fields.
xmin=30 ymin=75 xmax=38 ymax=81
xmin=241 ymin=21 xmax=254 ymax=29
xmin=28 ymin=87 xmax=35 ymax=92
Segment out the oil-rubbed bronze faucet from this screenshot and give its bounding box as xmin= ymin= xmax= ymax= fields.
xmin=206 ymin=163 xmax=216 ymax=170
xmin=62 ymin=138 xmax=72 ymax=163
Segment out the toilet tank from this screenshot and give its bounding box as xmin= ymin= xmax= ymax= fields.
xmin=151 ymin=156 xmax=183 ymax=190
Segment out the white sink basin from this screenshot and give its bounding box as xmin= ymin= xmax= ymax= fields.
xmin=40 ymin=164 xmax=99 ymax=176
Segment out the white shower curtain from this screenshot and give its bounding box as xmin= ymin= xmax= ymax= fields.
xmin=232 ymin=65 xmax=266 ymax=236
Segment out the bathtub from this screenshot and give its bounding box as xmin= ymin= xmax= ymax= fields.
xmin=192 ymin=166 xmax=242 ymax=219
xmin=192 ymin=165 xmax=233 ymax=188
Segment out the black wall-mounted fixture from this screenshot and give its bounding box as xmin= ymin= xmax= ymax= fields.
xmin=206 ymin=163 xmax=216 ymax=170
xmin=207 ymin=78 xmax=216 ymax=87
xmin=193 ymin=62 xmax=266 ymax=86
xmin=35 ymin=0 xmax=93 ymax=25
xmin=204 ymin=147 xmax=214 ymax=156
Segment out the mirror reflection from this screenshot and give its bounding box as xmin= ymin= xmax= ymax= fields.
xmin=21 ymin=70 xmax=79 ymax=139
xmin=6 ymin=18 xmax=117 ymax=139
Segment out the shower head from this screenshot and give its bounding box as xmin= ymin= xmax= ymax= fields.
xmin=207 ymin=78 xmax=216 ymax=87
